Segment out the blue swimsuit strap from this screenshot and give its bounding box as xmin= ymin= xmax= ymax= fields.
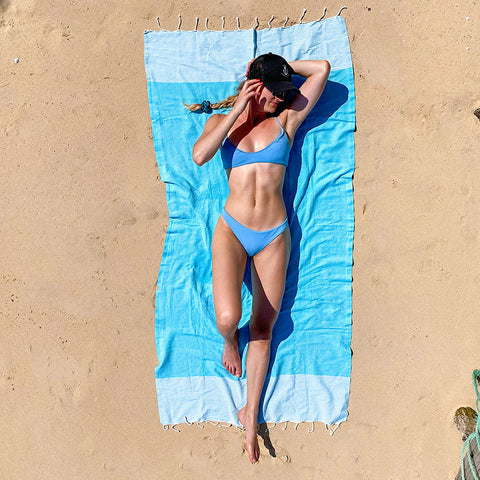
xmin=273 ymin=116 xmax=283 ymax=129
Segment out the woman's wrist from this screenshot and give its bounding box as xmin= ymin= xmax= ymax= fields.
xmin=228 ymin=104 xmax=243 ymax=119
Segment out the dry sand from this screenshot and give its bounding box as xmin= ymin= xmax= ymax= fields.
xmin=1 ymin=0 xmax=480 ymax=478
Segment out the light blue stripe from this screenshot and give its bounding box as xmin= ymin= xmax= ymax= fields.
xmin=144 ymin=16 xmax=352 ymax=83
xmin=156 ymin=374 xmax=350 ymax=425
xmin=144 ymin=29 xmax=254 ymax=83
xmin=255 ymin=16 xmax=352 ymax=71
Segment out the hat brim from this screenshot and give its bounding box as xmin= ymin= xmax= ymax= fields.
xmin=263 ymin=81 xmax=300 ymax=95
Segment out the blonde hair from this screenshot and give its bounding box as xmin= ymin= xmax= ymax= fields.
xmin=183 ymin=80 xmax=246 ymax=112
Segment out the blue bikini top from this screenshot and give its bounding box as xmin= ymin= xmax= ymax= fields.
xmin=220 ymin=116 xmax=291 ymax=170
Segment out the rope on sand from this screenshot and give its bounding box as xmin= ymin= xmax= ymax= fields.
xmin=460 ymin=370 xmax=480 ymax=480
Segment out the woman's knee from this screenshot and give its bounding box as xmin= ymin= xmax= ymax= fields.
xmin=249 ymin=316 xmax=276 ymax=341
xmin=216 ymin=309 xmax=241 ymax=334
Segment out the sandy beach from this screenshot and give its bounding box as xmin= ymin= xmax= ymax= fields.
xmin=1 ymin=0 xmax=480 ymax=478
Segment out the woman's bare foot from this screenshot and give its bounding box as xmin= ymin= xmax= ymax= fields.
xmin=223 ymin=329 xmax=242 ymax=377
xmin=238 ymin=406 xmax=260 ymax=463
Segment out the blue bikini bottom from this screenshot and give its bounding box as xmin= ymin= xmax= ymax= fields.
xmin=220 ymin=208 xmax=288 ymax=257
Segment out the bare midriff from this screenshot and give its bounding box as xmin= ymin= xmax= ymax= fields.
xmin=223 ymin=162 xmax=287 ymax=230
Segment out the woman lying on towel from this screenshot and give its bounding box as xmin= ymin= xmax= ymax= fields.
xmin=191 ymin=53 xmax=330 ymax=463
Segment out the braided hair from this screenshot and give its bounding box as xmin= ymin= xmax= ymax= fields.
xmin=182 ymin=80 xmax=246 ymax=113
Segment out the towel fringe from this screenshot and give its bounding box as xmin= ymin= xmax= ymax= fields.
xmin=325 ymin=423 xmax=340 ymax=435
xmin=162 ymin=420 xmax=328 ymax=433
xmin=154 ymin=9 xmax=344 ymax=32
xmin=299 ymin=9 xmax=307 ymax=23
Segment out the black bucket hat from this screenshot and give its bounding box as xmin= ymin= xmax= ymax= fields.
xmin=247 ymin=52 xmax=300 ymax=97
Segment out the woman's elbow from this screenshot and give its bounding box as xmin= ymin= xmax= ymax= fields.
xmin=192 ymin=147 xmax=208 ymax=166
xmin=320 ymin=59 xmax=331 ymax=72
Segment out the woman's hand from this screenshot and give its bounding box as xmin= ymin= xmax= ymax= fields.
xmin=192 ymin=80 xmax=261 ymax=165
xmin=231 ymin=79 xmax=263 ymax=115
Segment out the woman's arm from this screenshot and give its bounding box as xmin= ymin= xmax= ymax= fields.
xmin=283 ymin=59 xmax=331 ymax=137
xmin=192 ymin=79 xmax=262 ymax=166
xmin=192 ymin=112 xmax=235 ymax=166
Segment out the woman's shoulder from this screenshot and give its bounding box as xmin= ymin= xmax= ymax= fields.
xmin=207 ymin=113 xmax=226 ymax=123
xmin=202 ymin=112 xmax=225 ymax=129
xmin=200 ymin=113 xmax=225 ymax=133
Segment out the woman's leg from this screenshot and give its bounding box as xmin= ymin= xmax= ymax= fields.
xmin=212 ymin=215 xmax=248 ymax=377
xmin=238 ymin=225 xmax=291 ymax=463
